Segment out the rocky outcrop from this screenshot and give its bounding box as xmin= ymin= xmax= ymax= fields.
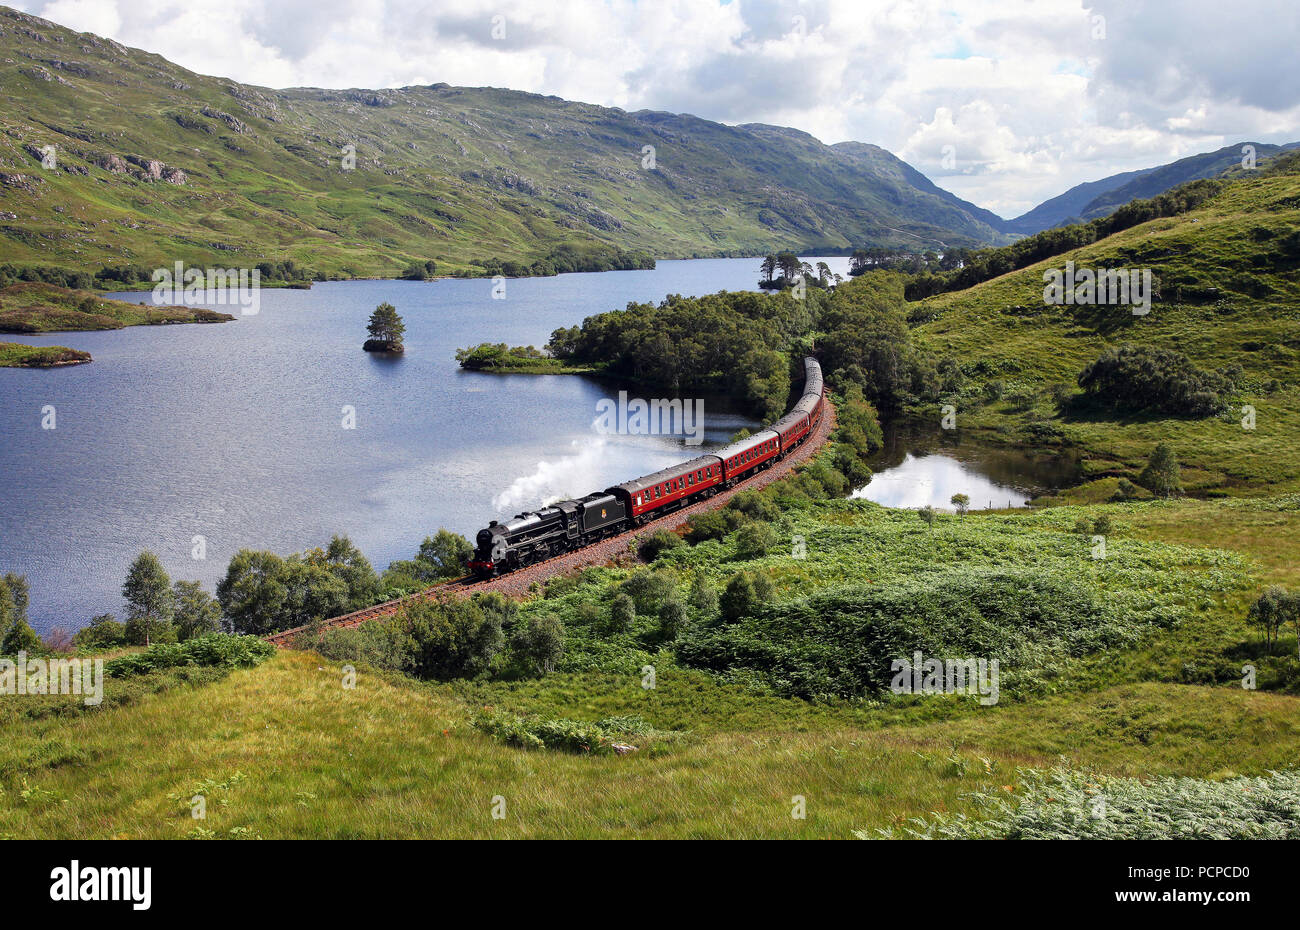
xmin=97 ymin=153 xmax=127 ymax=173
xmin=91 ymin=152 xmax=185 ymax=184
xmin=201 ymin=106 xmax=250 ymax=135
xmin=125 ymin=154 xmax=164 ymax=181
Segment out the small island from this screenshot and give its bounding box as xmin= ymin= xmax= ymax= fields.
xmin=0 ymin=282 xmax=236 ymax=333
xmin=455 ymin=342 xmax=596 ymax=374
xmin=363 ymin=301 xmax=406 ymax=353
xmin=0 ymin=342 xmax=93 ymax=368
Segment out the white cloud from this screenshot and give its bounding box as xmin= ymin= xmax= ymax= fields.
xmin=14 ymin=0 xmax=1300 ymax=218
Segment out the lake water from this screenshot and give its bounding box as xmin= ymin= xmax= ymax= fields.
xmin=853 ymin=421 xmax=1082 ymax=510
xmin=1 ymin=257 xmax=856 ymax=633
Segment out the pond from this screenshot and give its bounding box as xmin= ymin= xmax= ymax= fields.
xmin=853 ymin=421 xmax=1082 ymax=511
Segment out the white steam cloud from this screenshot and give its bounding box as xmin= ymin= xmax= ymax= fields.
xmin=491 ymin=435 xmax=609 ymax=513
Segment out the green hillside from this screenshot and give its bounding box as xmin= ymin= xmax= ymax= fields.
xmin=0 ymin=7 xmax=1006 ymax=282
xmin=909 ymin=157 xmax=1300 ymax=496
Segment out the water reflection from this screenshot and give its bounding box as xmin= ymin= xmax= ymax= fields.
xmin=853 ymin=422 xmax=1081 ymax=510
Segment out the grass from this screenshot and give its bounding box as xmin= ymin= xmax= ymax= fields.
xmin=0 ymin=340 xmax=90 ymax=366
xmin=3 ymin=649 xmax=1299 ymax=839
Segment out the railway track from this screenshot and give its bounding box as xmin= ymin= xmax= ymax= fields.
xmin=267 ymin=398 xmax=837 ymax=647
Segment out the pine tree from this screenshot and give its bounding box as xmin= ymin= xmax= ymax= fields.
xmin=364 ymin=302 xmax=406 ymax=351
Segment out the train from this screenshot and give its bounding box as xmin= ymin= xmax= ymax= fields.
xmin=469 ymin=356 xmax=825 ymax=577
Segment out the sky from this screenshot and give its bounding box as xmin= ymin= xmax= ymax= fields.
xmin=14 ymin=0 xmax=1300 ymax=218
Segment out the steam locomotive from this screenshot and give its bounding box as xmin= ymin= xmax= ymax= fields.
xmin=469 ymin=357 xmax=825 ymax=577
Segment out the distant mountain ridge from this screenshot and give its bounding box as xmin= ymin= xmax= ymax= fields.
xmin=0 ymin=6 xmax=1009 ymax=279
xmin=1007 ymin=142 xmax=1300 ymax=235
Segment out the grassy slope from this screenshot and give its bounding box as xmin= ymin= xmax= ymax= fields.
xmin=0 ymin=281 xmax=234 ymax=331
xmin=911 ymin=167 xmax=1300 ymax=494
xmin=4 ymin=497 xmax=1299 ymax=839
xmin=0 ymin=8 xmax=1005 ymax=282
xmin=4 ymin=648 xmax=1298 ymax=839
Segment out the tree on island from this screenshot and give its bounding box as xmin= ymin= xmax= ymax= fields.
xmin=364 ymin=302 xmax=406 ymax=353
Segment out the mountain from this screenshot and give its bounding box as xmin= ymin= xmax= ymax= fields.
xmin=1002 ymin=167 xmax=1152 ymax=235
xmin=830 ymin=140 xmax=1010 ymax=246
xmin=0 ymin=7 xmax=1007 ymax=280
xmin=1074 ymin=142 xmax=1300 ymax=223
xmin=1008 ymin=142 xmax=1300 ymax=235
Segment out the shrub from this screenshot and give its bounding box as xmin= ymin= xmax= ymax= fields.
xmin=1077 ymin=344 xmax=1235 ymax=416
xmin=684 ymin=509 xmax=746 ymax=545
xmin=719 ymin=571 xmax=772 ymax=623
xmin=1 ymin=615 xmax=41 ymax=655
xmin=727 ymin=490 xmax=780 ymax=522
xmin=105 ymin=633 xmax=275 ymax=678
xmin=687 ymin=573 xmax=719 ymax=616
xmin=311 ymin=621 xmax=409 ymax=671
xmin=658 ymin=597 xmax=689 ymax=640
xmin=510 ymin=615 xmax=565 ymax=675
xmin=72 ymin=613 xmax=127 ymax=649
xmin=734 ymin=521 xmax=777 ymax=560
xmin=608 ymin=593 xmax=636 ymax=633
xmin=473 ymin=712 xmax=674 ymax=754
xmin=1110 ymin=478 xmax=1140 ymax=502
xmin=638 ymin=530 xmax=685 ymax=562
xmin=679 ymin=566 xmax=1177 ymax=700
xmin=618 ymin=570 xmax=675 ymax=615
xmin=396 ymin=597 xmax=503 ymax=680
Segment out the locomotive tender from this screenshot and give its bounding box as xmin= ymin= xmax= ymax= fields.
xmin=469 ymin=357 xmax=825 ymax=577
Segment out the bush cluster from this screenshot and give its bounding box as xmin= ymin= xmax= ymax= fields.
xmin=1077 ymin=344 xmax=1237 ymax=416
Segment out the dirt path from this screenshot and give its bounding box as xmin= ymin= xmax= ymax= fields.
xmin=268 ymin=399 xmax=836 ymax=646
